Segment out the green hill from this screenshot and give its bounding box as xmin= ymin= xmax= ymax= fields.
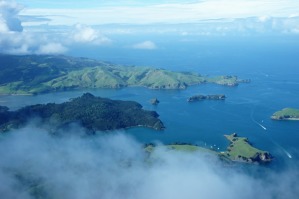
xmin=0 ymin=54 xmax=248 ymax=95
xmin=0 ymin=93 xmax=165 ymax=133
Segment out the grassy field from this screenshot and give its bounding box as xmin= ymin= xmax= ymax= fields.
xmin=222 ymin=133 xmax=272 ymax=163
xmin=224 ymin=134 xmax=264 ymax=159
xmin=144 ymin=144 xmax=218 ymax=157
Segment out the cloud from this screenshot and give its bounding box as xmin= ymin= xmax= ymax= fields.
xmin=132 ymin=40 xmax=157 ymax=50
xmin=0 ymin=0 xmax=68 ymax=55
xmin=0 ymin=124 xmax=298 ymax=199
xmin=19 ymin=0 xmax=299 ymax=26
xmin=0 ymin=0 xmax=23 ymax=32
xmin=70 ymin=24 xmax=111 ymax=45
xmin=36 ymin=42 xmax=67 ymax=54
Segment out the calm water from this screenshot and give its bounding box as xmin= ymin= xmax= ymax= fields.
xmin=1 ymin=36 xmax=299 ymax=170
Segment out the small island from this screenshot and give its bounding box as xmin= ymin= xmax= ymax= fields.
xmin=0 ymin=93 xmax=165 ymax=133
xmin=187 ymin=94 xmax=226 ymax=102
xmin=145 ymin=133 xmax=272 ymax=164
xmin=150 ymin=98 xmax=160 ymax=105
xmin=271 ymin=108 xmax=299 ymax=121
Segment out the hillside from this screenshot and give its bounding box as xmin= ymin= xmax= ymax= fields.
xmin=271 ymin=108 xmax=299 ymax=120
xmin=0 ymin=93 xmax=165 ymax=133
xmin=0 ymin=54 xmax=248 ymax=95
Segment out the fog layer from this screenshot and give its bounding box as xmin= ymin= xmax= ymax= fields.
xmin=0 ymin=125 xmax=298 ymax=199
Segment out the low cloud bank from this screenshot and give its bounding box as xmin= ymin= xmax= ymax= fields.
xmin=0 ymin=124 xmax=298 ymax=199
xmin=132 ymin=40 xmax=157 ymax=50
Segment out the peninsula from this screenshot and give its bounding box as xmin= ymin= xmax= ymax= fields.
xmin=271 ymin=108 xmax=299 ymax=121
xmin=145 ymin=133 xmax=272 ymax=164
xmin=220 ymin=133 xmax=272 ymax=163
xmin=0 ymin=54 xmax=248 ymax=95
xmin=0 ymin=93 xmax=165 ymax=133
xmin=187 ymin=94 xmax=226 ymax=102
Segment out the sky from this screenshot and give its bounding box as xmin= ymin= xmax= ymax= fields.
xmin=0 ymin=0 xmax=299 ymax=54
xmin=16 ymin=0 xmax=299 ymax=25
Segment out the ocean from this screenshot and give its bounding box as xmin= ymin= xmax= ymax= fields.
xmin=1 ymin=35 xmax=299 ymax=170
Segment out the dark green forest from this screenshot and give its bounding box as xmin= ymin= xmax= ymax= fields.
xmin=0 ymin=93 xmax=165 ymax=133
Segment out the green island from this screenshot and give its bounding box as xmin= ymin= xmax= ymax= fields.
xmin=187 ymin=94 xmax=226 ymax=102
xmin=0 ymin=54 xmax=249 ymax=95
xmin=0 ymin=93 xmax=165 ymax=133
xmin=271 ymin=108 xmax=299 ymax=121
xmin=145 ymin=133 xmax=272 ymax=164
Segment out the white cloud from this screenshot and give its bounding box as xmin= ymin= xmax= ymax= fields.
xmin=16 ymin=0 xmax=299 ymax=37
xmin=0 ymin=126 xmax=298 ymax=199
xmin=0 ymin=0 xmax=23 ymax=32
xmin=0 ymin=2 xmax=113 ymax=55
xmin=70 ymin=24 xmax=111 ymax=45
xmin=36 ymin=42 xmax=67 ymax=54
xmin=0 ymin=0 xmax=68 ymax=55
xmin=132 ymin=40 xmax=157 ymax=50
xmin=19 ymin=0 xmax=299 ymax=26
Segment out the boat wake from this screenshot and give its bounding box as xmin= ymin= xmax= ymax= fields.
xmin=250 ymin=110 xmax=267 ymax=131
xmin=284 ymin=151 xmax=293 ymax=159
xmin=257 ymin=123 xmax=267 ymax=130
xmin=272 ymin=140 xmax=292 ymax=159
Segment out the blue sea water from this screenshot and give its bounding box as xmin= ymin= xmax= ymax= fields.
xmin=1 ymin=35 xmax=299 ymax=170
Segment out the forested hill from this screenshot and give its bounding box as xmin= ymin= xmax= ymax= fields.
xmin=0 ymin=54 xmax=248 ymax=95
xmin=0 ymin=93 xmax=165 ymax=133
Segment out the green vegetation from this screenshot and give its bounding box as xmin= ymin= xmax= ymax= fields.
xmin=271 ymin=108 xmax=299 ymax=120
xmin=145 ymin=133 xmax=272 ymax=164
xmin=0 ymin=54 xmax=248 ymax=95
xmin=0 ymin=93 xmax=165 ymax=133
xmin=220 ymin=133 xmax=272 ymax=163
xmin=145 ymin=144 xmax=217 ymax=154
xmin=206 ymin=75 xmax=250 ymax=86
xmin=167 ymin=144 xmax=217 ymax=154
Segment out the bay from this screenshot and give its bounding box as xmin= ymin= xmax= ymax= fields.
xmin=1 ymin=35 xmax=299 ymax=170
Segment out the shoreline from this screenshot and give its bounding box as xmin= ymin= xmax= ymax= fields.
xmin=271 ymin=117 xmax=299 ymax=121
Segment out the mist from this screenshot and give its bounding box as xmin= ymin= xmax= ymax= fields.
xmin=0 ymin=124 xmax=298 ymax=199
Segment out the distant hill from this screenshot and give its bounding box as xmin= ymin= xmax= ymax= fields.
xmin=0 ymin=93 xmax=165 ymax=133
xmin=0 ymin=54 xmax=248 ymax=95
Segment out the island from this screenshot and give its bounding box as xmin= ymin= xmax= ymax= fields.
xmin=0 ymin=93 xmax=165 ymax=133
xmin=206 ymin=75 xmax=250 ymax=86
xmin=150 ymin=98 xmax=160 ymax=105
xmin=145 ymin=133 xmax=272 ymax=164
xmin=0 ymin=54 xmax=249 ymax=95
xmin=271 ymin=108 xmax=299 ymax=121
xmin=187 ymin=94 xmax=226 ymax=102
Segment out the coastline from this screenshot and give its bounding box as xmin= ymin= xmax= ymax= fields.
xmin=271 ymin=117 xmax=299 ymax=121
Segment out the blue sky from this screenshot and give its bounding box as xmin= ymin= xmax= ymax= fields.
xmin=16 ymin=0 xmax=299 ymax=25
xmin=17 ymin=0 xmax=200 ymax=8
xmin=1 ymin=0 xmax=299 ymax=54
